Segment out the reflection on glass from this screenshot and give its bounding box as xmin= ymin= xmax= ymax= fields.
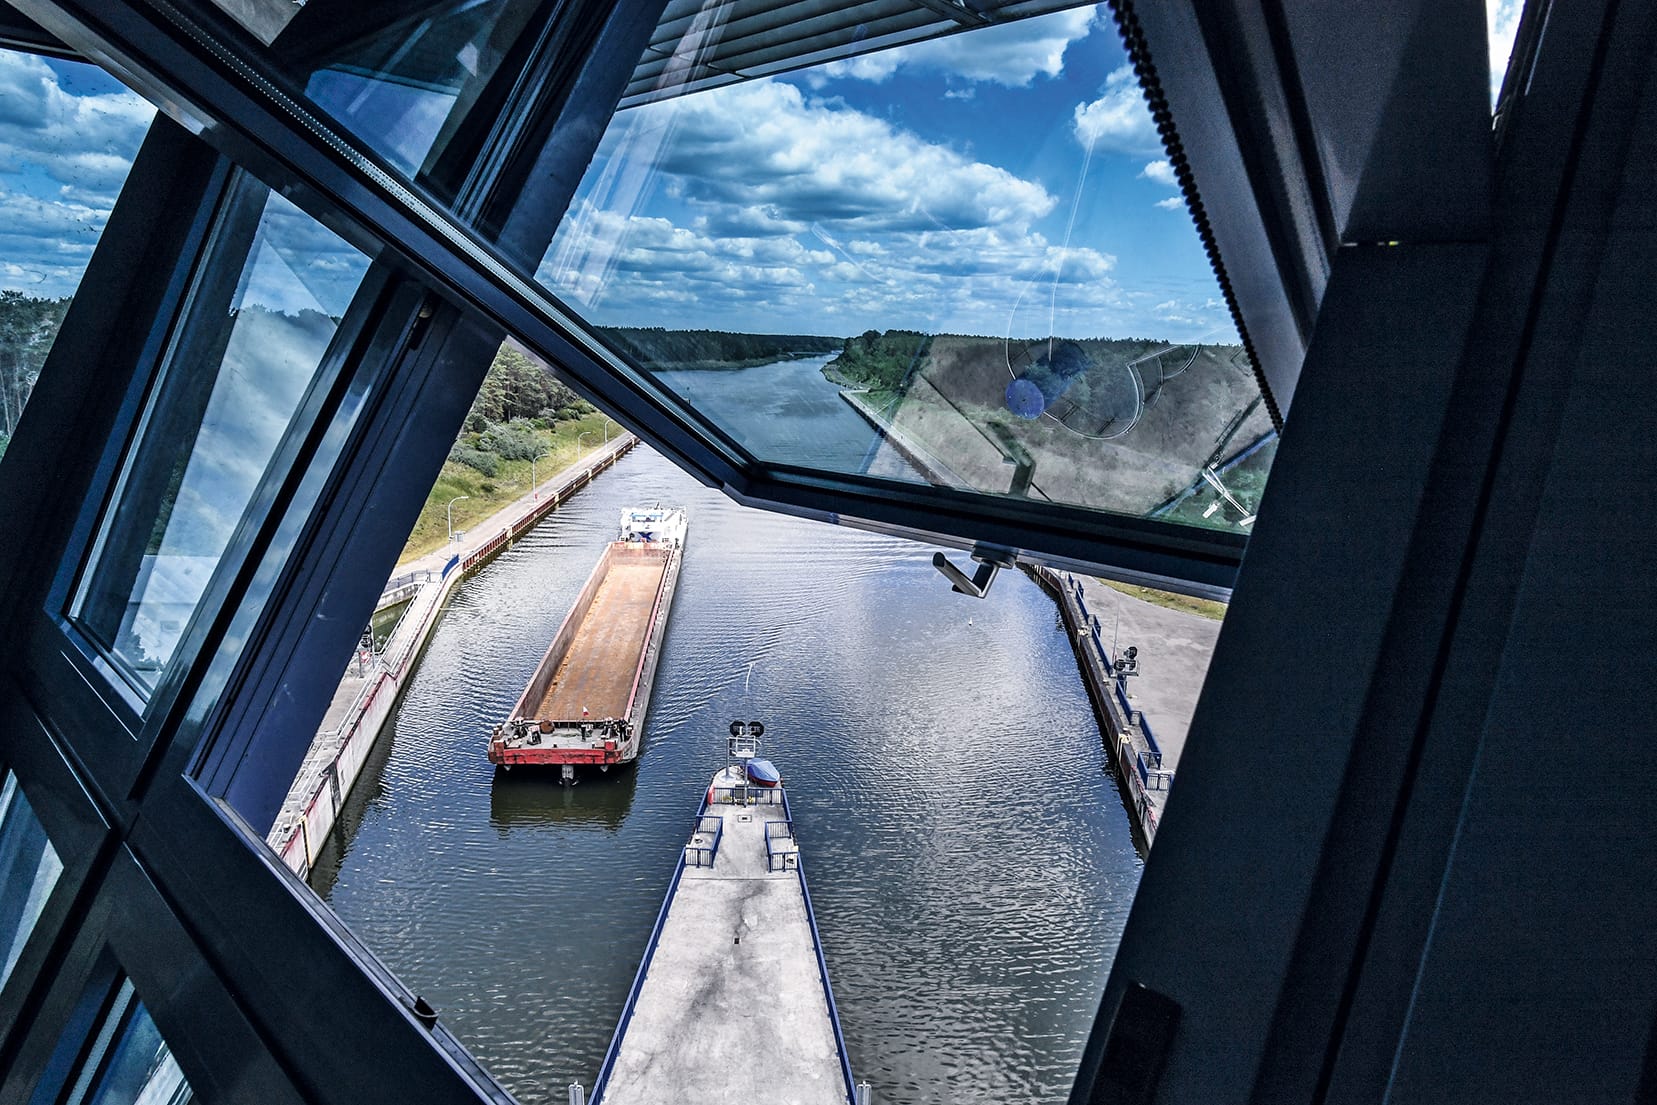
xmin=0 ymin=770 xmax=64 ymax=991
xmin=1486 ymin=0 xmax=1523 ymax=108
xmin=64 ymin=979 xmax=193 ymax=1105
xmin=233 ymin=0 xmax=544 ymax=192
xmin=539 ymin=2 xmax=1275 ymax=531
xmin=70 ymin=186 xmax=371 ymax=695
xmin=0 ymin=49 xmax=154 ymax=464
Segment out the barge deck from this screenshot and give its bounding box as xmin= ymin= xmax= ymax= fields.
xmin=489 ymin=507 xmax=686 ymax=777
xmin=591 ymin=728 xmax=859 ymax=1105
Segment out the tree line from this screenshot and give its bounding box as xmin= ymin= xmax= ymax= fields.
xmin=600 ymin=326 xmax=841 ymax=369
xmin=0 ymin=291 xmax=71 ymax=456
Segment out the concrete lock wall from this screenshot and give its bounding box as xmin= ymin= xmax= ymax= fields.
xmin=1034 ymin=565 xmax=1176 ymax=851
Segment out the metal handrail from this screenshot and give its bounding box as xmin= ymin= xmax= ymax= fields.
xmin=685 ymin=814 xmax=724 ymax=868
xmin=709 ymin=783 xmax=783 ymax=805
xmin=764 ymin=819 xmax=798 ymax=872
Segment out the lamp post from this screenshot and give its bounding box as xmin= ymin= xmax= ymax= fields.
xmin=531 ymin=451 xmax=548 ymax=499
xmin=447 ymin=495 xmax=469 ymax=546
xmin=578 ymin=431 xmax=593 ymax=455
xmin=603 ymin=418 xmax=615 ymax=443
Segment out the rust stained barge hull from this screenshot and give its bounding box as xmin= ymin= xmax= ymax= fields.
xmin=489 ymin=515 xmax=685 ymax=770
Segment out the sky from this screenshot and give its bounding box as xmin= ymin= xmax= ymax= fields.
xmin=541 ymin=5 xmax=1237 ymax=342
xmin=0 ymin=50 xmax=152 ymax=297
xmin=2 ymin=3 xmax=1527 ymax=337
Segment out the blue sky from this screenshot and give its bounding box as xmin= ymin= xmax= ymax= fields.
xmin=542 ymin=6 xmax=1240 ymax=343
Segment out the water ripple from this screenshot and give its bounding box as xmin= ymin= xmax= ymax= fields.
xmin=316 ymin=446 xmax=1143 ymax=1105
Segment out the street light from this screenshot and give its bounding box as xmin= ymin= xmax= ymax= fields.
xmin=603 ymin=418 xmax=615 ymax=443
xmin=530 ymin=451 xmax=548 ymax=499
xmin=577 ymin=431 xmax=593 ymax=455
xmin=447 ymin=495 xmax=470 ymax=545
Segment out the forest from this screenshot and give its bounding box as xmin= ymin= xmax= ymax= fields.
xmin=0 ymin=292 xmax=72 ymax=459
xmin=822 ymin=329 xmax=932 ymax=393
xmin=600 ymin=327 xmax=841 ymax=369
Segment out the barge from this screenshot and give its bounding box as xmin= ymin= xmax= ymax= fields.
xmin=588 ymin=723 xmax=864 ymax=1105
xmin=488 ymin=507 xmax=686 ymax=780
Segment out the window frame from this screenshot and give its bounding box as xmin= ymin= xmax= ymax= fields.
xmin=14 ymin=0 xmax=1253 ymax=595
xmin=1 ymin=849 xmax=306 ymax=1105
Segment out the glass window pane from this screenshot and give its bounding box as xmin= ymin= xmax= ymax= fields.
xmin=0 ymin=770 xmax=64 ymax=991
xmin=537 ymin=3 xmax=1275 ymax=532
xmin=292 ymin=0 xmax=543 ymax=184
xmin=69 ymin=185 xmax=372 ymax=697
xmin=65 ymin=980 xmax=194 ymax=1105
xmin=203 ymin=0 xmax=546 ymax=205
xmin=0 ymin=48 xmax=154 ymax=462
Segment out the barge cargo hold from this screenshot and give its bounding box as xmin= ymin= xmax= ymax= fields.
xmin=590 ymin=725 xmax=861 ymax=1105
xmin=488 ymin=507 xmax=687 ymax=778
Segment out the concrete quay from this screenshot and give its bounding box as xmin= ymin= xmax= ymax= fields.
xmin=1034 ymin=566 xmax=1220 ymax=850
xmin=268 ymin=433 xmax=638 ymax=877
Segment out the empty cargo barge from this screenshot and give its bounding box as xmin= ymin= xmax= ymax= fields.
xmin=489 ymin=507 xmax=687 ymax=780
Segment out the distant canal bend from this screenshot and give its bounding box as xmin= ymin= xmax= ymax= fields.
xmin=317 ymin=368 xmax=1144 ymax=1104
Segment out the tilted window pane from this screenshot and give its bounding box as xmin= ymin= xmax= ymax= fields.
xmin=63 ymin=979 xmax=194 ymax=1105
xmin=201 ymin=0 xmax=546 ymax=205
xmin=0 ymin=770 xmax=64 ymax=991
xmin=69 ymin=186 xmax=371 ymax=697
xmin=0 ymin=48 xmax=153 ymax=463
xmin=538 ymin=2 xmax=1275 ymax=533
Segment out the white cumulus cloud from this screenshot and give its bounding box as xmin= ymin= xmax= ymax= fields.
xmin=1073 ymin=65 xmax=1160 ymax=154
xmin=818 ymin=6 xmax=1102 ymax=88
xmin=1140 ymin=159 xmax=1177 ymax=188
xmin=610 ymin=81 xmax=1057 ymax=235
xmin=0 ymin=52 xmax=153 ymax=296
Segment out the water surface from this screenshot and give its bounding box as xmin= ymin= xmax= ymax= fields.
xmin=317 ymin=392 xmax=1142 ymax=1103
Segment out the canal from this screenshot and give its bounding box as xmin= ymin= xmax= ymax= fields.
xmin=313 ymin=359 xmax=1145 ymax=1105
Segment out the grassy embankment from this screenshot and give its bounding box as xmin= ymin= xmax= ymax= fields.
xmin=823 ymin=329 xmax=1273 ymax=520
xmin=396 ymin=417 xmax=616 ymax=569
xmin=397 ymin=413 xmax=613 ymax=565
xmin=1158 ymin=435 xmax=1278 ymax=531
xmin=1099 ymin=579 xmax=1228 ymax=621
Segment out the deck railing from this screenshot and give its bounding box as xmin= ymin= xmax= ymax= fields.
xmin=764 ymin=819 xmax=798 ymax=872
xmin=684 ymin=814 xmax=724 ymax=868
xmin=709 ymin=783 xmax=784 ymax=806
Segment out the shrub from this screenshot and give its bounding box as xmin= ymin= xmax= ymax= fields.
xmin=478 ymin=421 xmax=542 ymax=461
xmin=451 ymin=446 xmax=499 ymax=476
